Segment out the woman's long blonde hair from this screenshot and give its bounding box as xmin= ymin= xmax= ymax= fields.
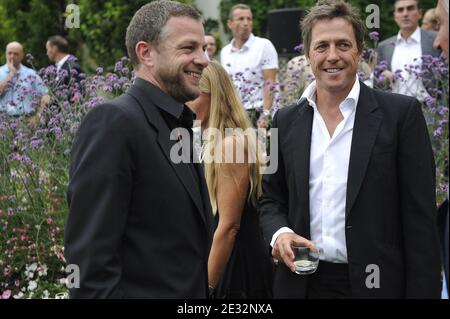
xmin=199 ymin=61 xmax=263 ymax=214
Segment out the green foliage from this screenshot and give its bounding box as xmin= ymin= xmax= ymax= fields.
xmin=0 ymin=56 xmax=135 ymax=299
xmin=68 ymin=0 xmax=195 ymax=73
xmin=0 ymin=0 xmax=194 ymax=72
xmin=0 ymin=0 xmax=439 ymax=70
xmin=0 ymin=0 xmax=67 ymax=69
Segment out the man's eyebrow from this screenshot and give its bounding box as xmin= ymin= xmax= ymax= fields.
xmin=336 ymin=39 xmax=352 ymax=43
xmin=397 ymin=4 xmax=417 ymax=11
xmin=177 ymin=40 xmax=198 ymax=47
xmin=313 ymin=39 xmax=351 ymax=45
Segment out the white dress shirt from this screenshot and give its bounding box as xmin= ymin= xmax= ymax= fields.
xmin=221 ymin=34 xmax=278 ymax=110
xmin=271 ymin=77 xmax=360 ymax=263
xmin=56 ymin=54 xmax=70 ymax=72
xmin=55 ymin=54 xmax=70 ymax=82
xmin=391 ymin=27 xmax=429 ymax=101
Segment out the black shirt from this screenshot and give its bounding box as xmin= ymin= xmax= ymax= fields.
xmin=134 ymin=78 xmax=202 ymax=201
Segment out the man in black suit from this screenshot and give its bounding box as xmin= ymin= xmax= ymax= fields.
xmin=46 ymin=35 xmax=82 ymax=86
xmin=65 ymin=1 xmax=213 ymax=298
xmin=259 ymin=0 xmax=441 ymax=298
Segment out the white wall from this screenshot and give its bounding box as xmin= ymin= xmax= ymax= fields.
xmin=195 ymin=0 xmax=229 ymax=47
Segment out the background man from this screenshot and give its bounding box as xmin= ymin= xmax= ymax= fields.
xmin=0 ymin=41 xmax=49 ymax=117
xmin=65 ymin=1 xmax=213 ymax=298
xmin=46 ymin=35 xmax=82 ymax=85
xmin=221 ymin=3 xmax=278 ymax=127
xmin=434 ymin=0 xmax=449 ymax=59
xmin=422 ymin=8 xmax=440 ymax=31
xmin=259 ymin=0 xmax=441 ymax=298
xmin=205 ymin=33 xmax=218 ymax=60
xmin=377 ymin=0 xmax=441 ymax=100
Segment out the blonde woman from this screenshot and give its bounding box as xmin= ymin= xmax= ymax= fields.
xmin=188 ymin=61 xmax=273 ymax=298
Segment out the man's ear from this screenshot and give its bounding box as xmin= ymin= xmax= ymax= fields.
xmin=305 ymin=50 xmax=310 ymax=62
xmin=359 ymin=42 xmax=366 ymax=57
xmin=227 ymin=19 xmax=233 ymax=31
xmin=135 ymin=41 xmax=155 ymax=67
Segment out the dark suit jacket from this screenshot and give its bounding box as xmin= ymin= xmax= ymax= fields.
xmin=259 ymin=81 xmax=442 ymax=298
xmin=437 ymin=199 xmax=449 ymax=290
xmin=60 ymin=55 xmax=82 ymax=85
xmin=377 ymin=29 xmax=441 ymax=69
xmin=65 ymin=78 xmax=214 ymax=298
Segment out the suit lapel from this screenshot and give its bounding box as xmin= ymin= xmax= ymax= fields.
xmin=345 ymin=83 xmax=383 ymax=220
xmin=421 ymin=30 xmax=430 ymax=56
xmin=386 ymin=38 xmax=396 ymax=68
xmin=420 ymin=29 xmax=438 ymax=57
xmin=127 ymin=83 xmax=208 ymax=228
xmin=292 ymin=99 xmax=314 ymax=237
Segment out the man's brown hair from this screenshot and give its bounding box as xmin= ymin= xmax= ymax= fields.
xmin=301 ymin=0 xmax=366 ymax=55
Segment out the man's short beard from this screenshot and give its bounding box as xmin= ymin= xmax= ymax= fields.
xmin=158 ymin=69 xmax=200 ymax=103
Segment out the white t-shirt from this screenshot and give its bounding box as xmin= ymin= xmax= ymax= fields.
xmin=221 ymin=34 xmax=278 ymax=110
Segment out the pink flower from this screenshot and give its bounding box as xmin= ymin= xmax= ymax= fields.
xmin=1 ymin=290 xmax=12 ymax=299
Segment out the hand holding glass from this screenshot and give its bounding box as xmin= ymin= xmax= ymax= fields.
xmin=291 ymin=245 xmax=322 ymax=275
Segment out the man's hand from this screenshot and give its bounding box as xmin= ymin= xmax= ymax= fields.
xmin=0 ymin=59 xmax=18 ymax=94
xmin=41 ymin=94 xmax=51 ymax=106
xmin=381 ymin=70 xmax=393 ymax=83
xmin=7 ymin=58 xmax=18 ymax=74
xmin=29 ymin=95 xmax=51 ymax=127
xmin=272 ymin=232 xmax=316 ymax=273
xmin=257 ymin=114 xmax=270 ymax=129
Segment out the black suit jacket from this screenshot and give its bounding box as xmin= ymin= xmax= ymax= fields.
xmin=65 ymin=78 xmax=214 ymax=298
xmin=60 ymin=56 xmax=82 ymax=85
xmin=259 ymin=82 xmax=442 ymax=298
xmin=437 ymin=199 xmax=449 ymax=290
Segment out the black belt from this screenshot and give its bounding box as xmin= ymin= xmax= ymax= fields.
xmin=316 ymin=261 xmax=349 ymax=277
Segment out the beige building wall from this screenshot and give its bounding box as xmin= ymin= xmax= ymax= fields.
xmin=194 ymin=0 xmax=229 ymax=50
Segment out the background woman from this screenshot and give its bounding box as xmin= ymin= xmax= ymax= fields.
xmin=188 ymin=61 xmax=273 ymax=299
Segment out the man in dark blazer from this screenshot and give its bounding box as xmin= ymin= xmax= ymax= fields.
xmin=46 ymin=35 xmax=82 ymax=86
xmin=64 ymin=1 xmax=213 ymax=298
xmin=376 ymin=0 xmax=441 ymax=97
xmin=259 ymin=0 xmax=441 ymax=299
xmin=377 ymin=26 xmax=440 ymax=70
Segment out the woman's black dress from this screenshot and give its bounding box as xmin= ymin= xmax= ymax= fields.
xmin=214 ymin=198 xmax=274 ymax=299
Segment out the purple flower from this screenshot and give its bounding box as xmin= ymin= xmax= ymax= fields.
xmin=294 ymin=43 xmax=304 ymax=53
xmin=369 ymin=31 xmax=379 ymax=42
xmin=30 ymin=138 xmax=42 ymax=149
xmin=424 ymin=96 xmax=436 ymax=107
